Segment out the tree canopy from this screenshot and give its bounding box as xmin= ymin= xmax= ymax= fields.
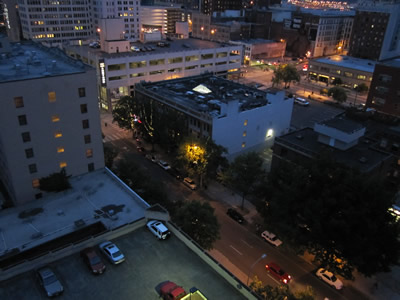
xmin=39 ymin=168 xmax=71 ymax=192
xmin=257 ymin=158 xmax=400 ymax=278
xmin=104 ymin=144 xmax=119 ymax=169
xmin=328 ymin=86 xmax=347 ymax=103
xmin=272 ymin=64 xmax=301 ymax=88
xmin=174 ymin=200 xmax=220 ymax=250
xmin=355 ymin=83 xmax=369 ymax=94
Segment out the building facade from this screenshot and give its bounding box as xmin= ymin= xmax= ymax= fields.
xmin=366 ymin=60 xmax=400 ymax=115
xmin=65 ymin=38 xmax=243 ymax=111
xmin=134 ymin=74 xmax=293 ymax=158
xmin=308 ymin=55 xmax=377 ymax=89
xmin=0 ymin=37 xmax=104 ymax=206
xmin=231 ymin=39 xmax=286 ymax=64
xmin=349 ymin=1 xmax=400 ymax=61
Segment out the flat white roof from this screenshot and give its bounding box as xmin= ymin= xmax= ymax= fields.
xmin=313 ymin=55 xmax=377 ymax=73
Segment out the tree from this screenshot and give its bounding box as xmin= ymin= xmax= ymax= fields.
xmin=271 ymin=65 xmax=284 ymax=87
xmin=281 ymin=64 xmax=301 ymax=88
xmin=174 ymin=200 xmax=220 ymax=250
xmin=104 ymin=144 xmax=119 ymax=169
xmin=328 ymin=86 xmax=347 ymax=103
xmin=112 ymin=96 xmax=137 ymax=131
xmin=258 ymin=158 xmax=400 ymax=278
xmin=223 ymin=152 xmax=265 ymax=209
xmin=39 ymin=168 xmax=71 ymax=192
xmin=332 ymin=78 xmax=343 ymax=86
xmin=355 ymin=83 xmax=369 ymax=94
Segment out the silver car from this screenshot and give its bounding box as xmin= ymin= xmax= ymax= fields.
xmin=37 ymin=267 xmax=64 ymax=297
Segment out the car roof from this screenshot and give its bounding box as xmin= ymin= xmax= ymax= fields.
xmin=262 ymin=230 xmax=275 ymax=237
xmin=38 ymin=267 xmax=54 ymax=278
xmin=268 ymin=262 xmax=282 ymax=270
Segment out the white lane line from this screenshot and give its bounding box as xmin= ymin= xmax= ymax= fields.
xmin=229 ymin=245 xmax=243 ymax=256
xmin=240 ymin=239 xmax=254 ymax=248
xmin=266 ymin=273 xmax=282 ymax=285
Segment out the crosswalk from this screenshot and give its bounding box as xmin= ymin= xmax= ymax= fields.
xmin=103 ymin=133 xmax=128 ymax=142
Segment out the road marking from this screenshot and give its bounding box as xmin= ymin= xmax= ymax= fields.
xmin=240 ymin=239 xmax=254 ymax=248
xmin=229 ymin=245 xmax=243 ymax=256
xmin=266 ymin=273 xmax=281 ymax=285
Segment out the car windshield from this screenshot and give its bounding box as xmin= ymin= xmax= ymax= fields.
xmin=270 ymin=236 xmax=278 ymax=241
xmin=331 ymin=275 xmax=338 ymax=282
xmin=43 ymin=274 xmax=57 ymax=285
xmin=90 ymin=256 xmax=101 ymax=265
xmin=278 ymin=269 xmax=285 ymax=276
xmin=112 ymin=251 xmax=122 ymax=258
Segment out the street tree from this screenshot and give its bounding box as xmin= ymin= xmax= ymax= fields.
xmin=222 ymin=152 xmax=265 ymax=209
xmin=258 ymin=158 xmax=400 ymax=278
xmin=271 ymin=65 xmax=284 ymax=87
xmin=328 ymin=86 xmax=347 ymax=103
xmin=282 ymin=64 xmax=301 ymax=88
xmin=104 ymin=144 xmax=119 ymax=169
xmin=332 ymin=78 xmax=343 ymax=86
xmin=112 ymin=96 xmax=137 ymax=131
xmin=355 ymin=83 xmax=369 ymax=94
xmin=174 ymin=200 xmax=220 ymax=250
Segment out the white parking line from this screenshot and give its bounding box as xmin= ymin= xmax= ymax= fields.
xmin=229 ymin=245 xmax=243 ymax=256
xmin=240 ymin=239 xmax=253 ymax=248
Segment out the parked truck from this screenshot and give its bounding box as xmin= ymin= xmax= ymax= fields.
xmin=160 ymin=281 xmax=207 ymax=300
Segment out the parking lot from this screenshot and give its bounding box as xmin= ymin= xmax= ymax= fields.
xmin=0 ymin=226 xmax=246 ymax=300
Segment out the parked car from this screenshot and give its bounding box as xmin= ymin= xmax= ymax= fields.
xmin=182 ymin=177 xmax=196 ymax=190
xmin=294 ymin=97 xmax=310 ymax=106
xmin=147 ymin=220 xmax=171 ymax=240
xmin=99 ymin=241 xmax=125 ymax=264
xmin=316 ymin=268 xmax=343 ymax=290
xmin=158 ymin=160 xmax=171 ymax=170
xmin=136 ymin=146 xmax=145 ymax=153
xmin=265 ymin=262 xmax=291 ymax=284
xmin=226 ymin=208 xmax=244 ymax=224
xmin=80 ymin=247 xmax=106 ymax=274
xmin=145 ymin=154 xmax=157 ymax=162
xmin=261 ymin=230 xmax=283 ymax=247
xmin=37 ymin=267 xmax=64 ymax=297
xmin=167 ymin=167 xmax=182 ymax=180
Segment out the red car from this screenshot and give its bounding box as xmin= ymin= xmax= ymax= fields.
xmin=265 ymin=262 xmax=291 ymax=284
xmin=80 ymin=247 xmax=106 ymax=274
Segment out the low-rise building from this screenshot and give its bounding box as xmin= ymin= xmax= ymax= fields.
xmin=134 ymin=74 xmax=293 ymax=158
xmin=0 ymin=36 xmax=104 ymax=206
xmin=308 ymin=55 xmax=377 ymax=89
xmin=64 ymin=38 xmax=243 ymax=111
xmin=366 ymin=58 xmax=400 ymax=116
xmin=231 ymin=39 xmax=286 ymax=64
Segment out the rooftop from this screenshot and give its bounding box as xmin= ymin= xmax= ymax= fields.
xmin=136 ymin=74 xmax=274 ymax=118
xmin=237 ymin=39 xmax=281 ymax=44
xmin=276 ymin=127 xmax=392 ymax=173
xmin=319 ymin=115 xmax=365 ymax=134
xmin=0 ymin=40 xmax=89 ymax=83
xmin=0 ymin=168 xmax=149 ymax=256
xmin=313 ymin=55 xmax=378 ymax=73
xmin=380 ymin=58 xmax=400 ymax=69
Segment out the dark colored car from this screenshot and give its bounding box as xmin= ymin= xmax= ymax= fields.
xmin=226 ymin=208 xmax=244 ymax=224
xmin=37 ymin=267 xmax=64 ymax=297
xmin=167 ymin=167 xmax=182 ymax=180
xmin=265 ymin=262 xmax=291 ymax=284
xmin=80 ymin=247 xmax=106 ymax=274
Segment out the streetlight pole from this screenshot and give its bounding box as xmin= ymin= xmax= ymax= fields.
xmin=247 ymin=253 xmax=267 ymax=286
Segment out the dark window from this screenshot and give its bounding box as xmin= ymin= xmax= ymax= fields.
xmin=82 ymin=119 xmax=89 ymax=129
xmin=88 ymin=163 xmax=95 ymax=172
xmin=78 ymin=87 xmax=86 ymax=97
xmin=18 ymin=115 xmax=27 ymax=126
xmin=35 ymin=193 xmax=43 ymax=199
xmin=84 ymin=134 xmax=91 ymax=144
xmin=14 ymin=96 xmax=24 ymax=108
xmin=28 ymin=164 xmax=37 ymax=173
xmin=25 ymin=148 xmax=34 ymax=158
xmin=80 ymin=104 xmax=88 ymax=114
xmin=22 ymin=132 xmax=31 ymax=143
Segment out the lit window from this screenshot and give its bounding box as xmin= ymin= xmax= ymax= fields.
xmin=48 ymin=92 xmax=56 ymax=102
xmin=52 ymin=115 xmax=60 ymax=122
xmin=59 ymin=162 xmax=67 ymax=168
xmin=54 ymin=132 xmax=62 ymax=138
xmin=32 ymin=179 xmax=40 ymax=188
xmin=86 ymin=149 xmax=93 ymax=158
xmin=242 ymin=142 xmax=246 ymax=148
xmin=243 ymin=131 xmax=247 ymax=137
xmin=57 ymin=147 xmax=65 ymax=153
xmin=14 ymin=96 xmax=24 ymax=108
xmin=244 ymin=120 xmax=248 ymax=126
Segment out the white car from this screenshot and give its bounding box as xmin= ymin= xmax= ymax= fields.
xmin=183 ymin=177 xmax=197 ymax=190
xmin=157 ymin=160 xmax=171 ymax=170
xmin=294 ymin=97 xmax=310 ymax=106
xmin=99 ymin=241 xmax=125 ymax=265
xmin=316 ymin=268 xmax=343 ymax=290
xmin=261 ymin=230 xmax=283 ymax=247
xmin=147 ymin=220 xmax=171 ymax=240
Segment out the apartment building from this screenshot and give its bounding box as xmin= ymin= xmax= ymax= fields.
xmin=0 ymin=36 xmax=104 ymax=206
xmin=349 ymin=0 xmax=400 ymax=61
xmin=64 ymin=38 xmax=243 ymax=111
xmin=140 ymin=5 xmax=187 ymax=36
xmin=134 ymin=74 xmax=293 ymax=158
xmin=308 ymin=55 xmax=377 ymax=88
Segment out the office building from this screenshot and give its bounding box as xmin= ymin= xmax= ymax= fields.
xmin=0 ymin=36 xmax=104 ymax=206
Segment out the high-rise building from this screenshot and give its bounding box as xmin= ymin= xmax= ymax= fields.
xmin=349 ymin=0 xmax=400 ymax=61
xmin=0 ymin=36 xmax=104 ymax=206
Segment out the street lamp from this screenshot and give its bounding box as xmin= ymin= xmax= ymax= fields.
xmin=247 ymin=253 xmax=267 ymax=286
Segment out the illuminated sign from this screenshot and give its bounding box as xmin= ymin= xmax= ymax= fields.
xmin=99 ymin=59 xmax=106 ymax=86
xmin=303 ymin=64 xmax=308 ymax=71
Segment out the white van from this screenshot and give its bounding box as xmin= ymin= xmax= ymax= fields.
xmin=294 ymin=97 xmax=310 ymax=106
xmin=147 ymin=220 xmax=171 ymax=240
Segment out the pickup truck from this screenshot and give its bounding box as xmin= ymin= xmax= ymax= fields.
xmin=160 ymin=281 xmax=207 ymax=300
